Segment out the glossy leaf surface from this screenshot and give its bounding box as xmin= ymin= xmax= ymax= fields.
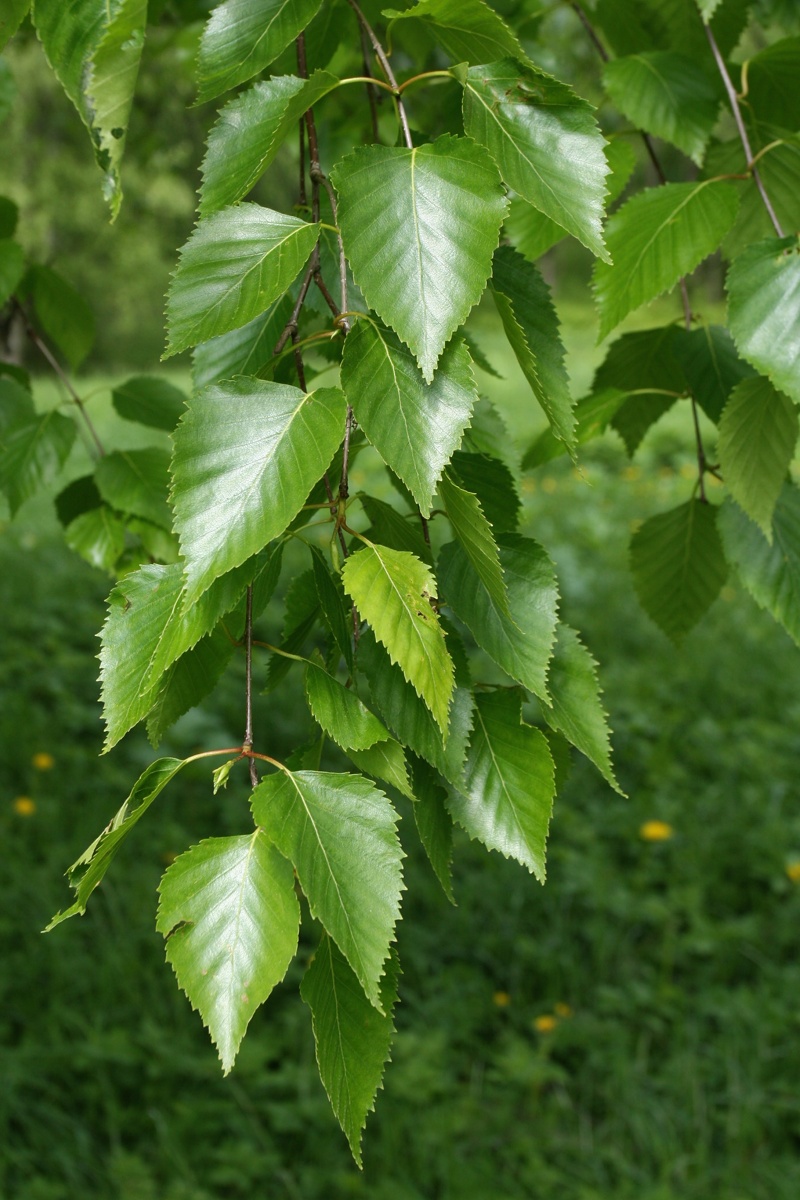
xmin=727 ymin=236 xmax=800 ymax=404
xmin=196 ymin=0 xmax=323 ymax=103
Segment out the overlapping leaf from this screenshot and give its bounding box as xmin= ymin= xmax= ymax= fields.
xmin=0 ymin=239 xmax=24 ymax=307
xmin=196 ymin=0 xmax=323 ymax=103
xmin=332 ymin=136 xmax=506 ymax=381
xmin=593 ymin=181 xmax=739 ymax=340
xmin=438 ymin=470 xmax=509 ymax=617
xmin=165 ymin=205 xmax=319 ymax=358
xmin=112 ymin=376 xmax=187 ymax=431
xmin=450 ymin=450 xmax=521 ymax=533
xmin=630 ymin=500 xmax=728 ymax=641
xmin=670 ymin=324 xmax=754 ymax=423
xmin=460 ymin=60 xmax=610 ymax=262
xmin=146 ymin=631 xmax=235 ymax=747
xmin=386 ymin=0 xmax=525 ymax=64
xmin=95 ymin=448 xmax=172 ymax=529
xmin=409 ymin=756 xmax=454 ymax=901
xmin=251 ymin=770 xmax=404 ymax=1009
xmin=302 ymin=937 xmax=399 ymax=1166
xmin=341 ymin=321 xmax=477 ymax=516
xmin=192 ymin=295 xmax=294 ymax=392
xmin=27 ymin=265 xmax=95 ymax=369
xmin=603 ymin=51 xmax=719 ymax=164
xmin=305 ymin=662 xmax=389 ymax=751
xmin=347 ymin=739 xmax=414 ymax=801
xmin=718 ymin=485 xmax=800 ymax=645
xmin=157 ymin=832 xmax=300 ymax=1073
xmin=448 ymin=690 xmax=554 ymax=880
xmin=342 ymin=544 xmax=454 ymax=737
xmin=1 ymin=0 xmax=28 ymax=51
xmin=718 ymin=376 xmax=798 ymax=538
xmin=746 ymin=36 xmax=800 ymax=132
xmin=726 ymin=236 xmax=800 ymax=404
xmin=171 ymin=380 xmax=345 ymax=605
xmin=0 ymin=409 xmax=76 ymax=515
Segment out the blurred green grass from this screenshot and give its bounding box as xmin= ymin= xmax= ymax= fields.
xmin=3 ymin=307 xmax=800 ymax=1200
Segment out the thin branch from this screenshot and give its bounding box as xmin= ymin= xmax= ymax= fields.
xmin=703 ymin=20 xmax=784 ymax=237
xmin=344 ymin=0 xmax=413 ymax=148
xmin=339 ymin=405 xmax=355 ymax=501
xmin=14 ymin=298 xmax=106 ymax=458
xmin=359 ymin=24 xmax=381 ymax=141
xmin=290 ymin=328 xmax=307 ymax=391
xmin=273 ymin=261 xmax=315 ymax=355
xmin=569 ymin=1 xmax=610 ymax=62
xmin=243 ymin=585 xmax=258 ymax=786
xmin=298 ymin=117 xmax=307 ymax=209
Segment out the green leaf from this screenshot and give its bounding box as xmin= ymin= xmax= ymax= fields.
xmin=196 ymin=0 xmax=323 ymax=104
xmin=386 ymin=0 xmax=525 ymax=64
xmin=200 ymin=71 xmax=339 ymax=215
xmin=164 ymin=205 xmax=319 ymax=358
xmin=460 ymin=60 xmax=610 ymax=262
xmin=522 ymin=388 xmax=627 ymax=469
xmin=65 ymin=505 xmax=126 ymax=573
xmin=438 ymin=533 xmax=559 ymax=702
xmin=449 ymin=451 xmax=521 ymax=533
xmin=172 ymin=380 xmax=345 ymax=605
xmin=590 ymin=325 xmax=686 ymax=453
xmin=717 ymin=376 xmax=798 ymax=539
xmin=332 ymin=135 xmax=506 ymax=382
xmin=448 ymin=690 xmax=554 ymax=880
xmin=251 ymin=770 xmax=403 ymax=1009
xmin=697 ymin=0 xmax=723 ymax=17
xmin=602 ymin=52 xmax=719 ymax=165
xmin=341 ymin=543 xmax=454 ymax=737
xmin=0 ymin=376 xmax=35 ymax=436
xmin=341 ymin=321 xmax=477 ymax=516
xmin=146 ymin=631 xmax=234 ymax=747
xmin=31 ymin=0 xmax=146 ymax=215
xmin=0 ymin=409 xmax=76 ymax=515
xmin=491 ymin=246 xmax=575 ymax=451
xmin=310 ymin=546 xmax=354 ymax=673
xmin=347 ymin=739 xmax=414 ymax=801
xmin=302 ymin=936 xmax=399 ymax=1167
xmin=95 ymin=448 xmax=172 ymax=530
xmin=409 ymin=755 xmax=454 ymax=902
xmin=0 ymin=197 xmax=20 ymax=239
xmin=543 ymin=625 xmax=622 ymax=794
xmin=461 ymin=397 xmax=510 ymax=461
xmin=359 ymin=631 xmax=473 ymax=789
xmin=746 ymin=37 xmax=800 ymax=133
xmin=157 ymin=832 xmax=300 ymax=1073
xmin=594 ymin=181 xmax=739 ymax=340
xmin=46 ymin=758 xmax=186 ymax=929
xmin=112 ymin=375 xmax=187 ymax=432
xmin=705 ymin=127 xmax=800 ymax=260
xmin=630 ymin=500 xmax=728 ymax=641
xmin=305 ymin=662 xmax=389 ymax=751
xmin=28 ymin=265 xmax=95 ymax=370
xmin=1 ymin=0 xmax=28 ymax=51
xmin=726 ymin=236 xmax=800 ymax=405
xmin=0 ymin=239 xmax=24 ymax=307
xmin=438 ymin=470 xmax=509 ymax=617
xmin=718 ymin=484 xmax=800 ymax=645
xmin=192 ymin=294 xmax=294 ymax=393
xmin=358 ymin=494 xmax=431 ymax=563
xmin=670 ymin=324 xmax=754 ymax=424
xmin=55 ymin=474 xmax=102 ymax=526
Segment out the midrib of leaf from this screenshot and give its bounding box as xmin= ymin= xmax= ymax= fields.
xmin=634 ymin=54 xmax=678 ymax=106
xmin=324 ymin=936 xmax=352 ymax=1104
xmin=624 ymin=179 xmax=718 ymax=282
xmin=474 ymin=701 xmax=521 ymax=826
xmin=214 ymin=0 xmax=295 ymax=90
xmin=220 ymin=391 xmax=312 ymax=534
xmin=220 ymin=831 xmax=258 ymax=1020
xmin=373 ymin=328 xmax=422 ymax=487
xmin=409 ymin=149 xmax=429 ymax=340
xmin=372 ymin=548 xmax=441 ymax=705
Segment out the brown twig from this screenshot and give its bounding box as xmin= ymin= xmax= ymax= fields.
xmin=344 ymin=0 xmax=413 ymax=149
xmin=243 ymin=585 xmax=258 ymax=786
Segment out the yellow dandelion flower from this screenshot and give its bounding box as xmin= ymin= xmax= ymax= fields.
xmin=554 ymin=1002 xmax=572 ymax=1018
xmin=534 ymin=1014 xmax=557 ymax=1033
xmin=32 ymin=752 xmax=55 ymax=771
xmin=14 ymin=796 xmax=36 ymax=816
xmin=785 ymin=861 xmax=800 ymax=883
xmin=493 ymin=991 xmax=511 ymax=1007
xmin=640 ymin=820 xmax=674 ymax=841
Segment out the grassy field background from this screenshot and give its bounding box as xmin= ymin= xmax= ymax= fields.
xmin=3 ymin=305 xmax=800 ymax=1200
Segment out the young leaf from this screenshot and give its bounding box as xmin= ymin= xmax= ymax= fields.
xmin=31 ymin=0 xmax=146 ymax=214
xmin=448 ymin=690 xmax=555 ymax=880
xmin=27 ymin=265 xmax=95 ymax=369
xmin=460 ymin=60 xmax=610 ymax=262
xmin=199 ymin=71 xmax=339 ymax=215
xmin=0 ymin=238 xmax=24 ymax=307
xmin=670 ymin=324 xmax=754 ymax=424
xmin=251 ymin=770 xmax=404 ymax=1009
xmin=359 ymin=631 xmax=473 ymax=789
xmin=171 ymin=380 xmax=345 ymax=606
xmin=305 ymin=662 xmax=389 ymax=751
xmin=196 ymin=0 xmax=323 ymax=103
xmin=602 ymin=52 xmax=720 ymax=165
xmin=146 ymin=631 xmax=234 ymax=747
xmin=409 ymin=755 xmax=455 ymax=903
xmin=302 ymin=937 xmax=399 ymax=1167
xmin=386 ymin=0 xmax=525 ymax=64
xmin=332 ymin=135 xmax=506 ymax=381
xmin=95 ymin=448 xmax=172 ymax=530
xmin=593 ymin=181 xmax=739 ymax=340
xmin=438 ymin=533 xmax=559 ymax=702
xmin=630 ymin=500 xmax=728 ymax=641
xmin=157 ymin=832 xmax=300 ymax=1074
xmin=111 ymin=375 xmax=187 ymax=432
xmin=341 ymin=544 xmax=454 ymax=737
xmin=543 ymin=625 xmax=622 ymax=794
xmin=46 ymin=758 xmax=187 ymax=930
xmin=164 ymin=205 xmax=319 ymax=358
xmin=491 ymin=246 xmax=575 ymax=452
xmin=340 ymin=321 xmax=477 ymax=516
xmin=192 ymin=294 xmax=294 ymax=392
xmin=726 ymin=236 xmax=800 ymax=405
xmin=717 ymin=376 xmax=798 ymax=539
xmin=718 ymin=485 xmax=800 ymax=646
xmin=438 ymin=470 xmax=510 ymax=617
